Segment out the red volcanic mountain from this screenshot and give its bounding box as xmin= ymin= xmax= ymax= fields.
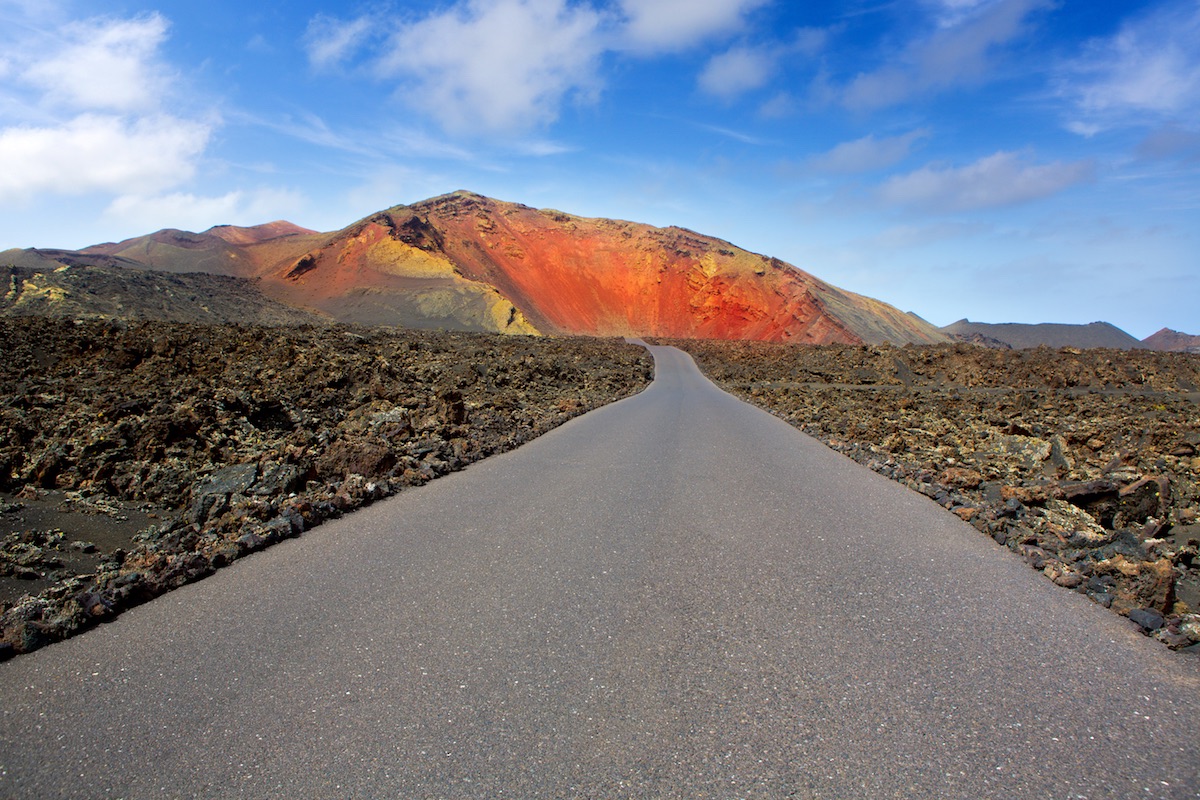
xmin=1143 ymin=328 xmax=1200 ymax=353
xmin=252 ymin=191 xmax=944 ymax=343
xmin=20 ymin=191 xmax=947 ymax=344
xmin=363 ymin=192 xmax=944 ymax=344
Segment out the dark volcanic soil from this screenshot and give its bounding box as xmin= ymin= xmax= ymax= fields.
xmin=676 ymin=339 xmax=1200 ymax=653
xmin=0 ymin=318 xmax=652 ymax=658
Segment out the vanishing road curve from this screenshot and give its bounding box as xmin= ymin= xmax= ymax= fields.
xmin=2 ymin=344 xmax=1198 ymax=799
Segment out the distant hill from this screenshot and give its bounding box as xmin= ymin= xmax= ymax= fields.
xmin=0 ymin=247 xmax=149 ymax=272
xmin=81 ymin=221 xmax=320 ymax=277
xmin=1142 ymin=328 xmax=1200 ymax=353
xmin=941 ymin=320 xmax=1146 ymax=350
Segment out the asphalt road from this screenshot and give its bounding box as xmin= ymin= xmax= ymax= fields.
xmin=1 ymin=344 xmax=1198 ymax=799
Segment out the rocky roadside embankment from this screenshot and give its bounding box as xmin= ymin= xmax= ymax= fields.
xmin=677 ymin=340 xmax=1200 ymax=653
xmin=1 ymin=318 xmax=652 ymax=658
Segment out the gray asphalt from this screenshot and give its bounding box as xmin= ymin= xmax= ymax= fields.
xmin=1 ymin=344 xmax=1197 ymax=799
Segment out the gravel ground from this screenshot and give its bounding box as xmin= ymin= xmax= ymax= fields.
xmin=0 ymin=318 xmax=652 ymax=658
xmin=8 ymin=324 xmax=1197 ymax=659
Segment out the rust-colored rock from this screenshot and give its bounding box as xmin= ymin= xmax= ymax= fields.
xmin=1097 ymin=555 xmax=1177 ymax=614
xmin=940 ymin=467 xmax=983 ymax=489
xmin=27 ymin=191 xmax=950 ymax=344
xmin=1142 ymin=327 xmax=1200 ymax=353
xmin=392 ymin=192 xmax=946 ymax=344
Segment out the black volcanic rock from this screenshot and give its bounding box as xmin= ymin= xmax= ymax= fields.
xmin=679 ymin=338 xmax=1200 ymax=651
xmin=0 ymin=317 xmax=653 ymax=658
xmin=1 ymin=263 xmax=325 ymax=326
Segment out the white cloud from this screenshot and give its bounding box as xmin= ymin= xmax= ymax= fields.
xmin=617 ymin=0 xmax=770 ymax=52
xmin=304 ymin=14 xmax=374 ymax=70
xmin=377 ymin=0 xmax=605 ymax=134
xmin=0 ymin=114 xmax=211 ymax=203
xmin=877 ymin=151 xmax=1094 ymax=212
xmin=1137 ymin=124 xmax=1200 ymax=161
xmin=0 ymin=0 xmax=63 ymax=25
xmin=809 ymin=129 xmax=928 ymax=173
xmin=246 ymin=33 xmax=273 ymax=54
xmin=791 ymin=26 xmax=829 ymax=57
xmin=510 ymin=138 xmax=576 ymax=156
xmin=842 ymin=0 xmax=1048 ymax=111
xmin=21 ymin=13 xmax=172 ymax=113
xmin=925 ymin=0 xmax=999 ymax=28
xmin=1065 ymin=120 xmax=1102 ymax=138
xmin=301 ymin=0 xmax=778 ymax=133
xmin=701 ymin=29 xmax=826 ymax=107
xmin=1060 ymin=0 xmax=1200 ymax=132
xmin=699 ymin=45 xmax=775 ymax=100
xmin=867 ymin=220 xmax=990 ymax=248
xmin=758 ymin=91 xmax=798 ymax=119
xmin=105 ymin=188 xmax=306 ymax=233
xmin=0 ymin=10 xmax=220 ymax=211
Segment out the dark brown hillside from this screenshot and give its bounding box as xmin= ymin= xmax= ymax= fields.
xmin=0 ymin=318 xmax=652 ymax=658
xmin=943 ymin=319 xmax=1146 ymax=349
xmin=82 ymin=222 xmax=319 ymax=277
xmin=1 ymin=264 xmax=324 ymax=326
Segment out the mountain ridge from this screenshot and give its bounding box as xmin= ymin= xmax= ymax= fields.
xmin=265 ymin=191 xmax=947 ymax=344
xmin=1142 ymin=327 xmax=1200 ymax=353
xmin=4 ymin=192 xmax=1180 ymax=347
xmin=941 ymin=319 xmax=1149 ymax=350
xmin=5 ymin=191 xmax=947 ymax=344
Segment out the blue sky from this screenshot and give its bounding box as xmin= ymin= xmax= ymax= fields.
xmin=1 ymin=0 xmax=1197 ymax=338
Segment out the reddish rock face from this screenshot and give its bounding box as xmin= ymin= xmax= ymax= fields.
xmin=205 ymin=221 xmax=316 ymax=247
xmin=1143 ymin=328 xmax=1200 ymax=353
xmin=365 ymin=192 xmax=947 ymax=344
xmin=81 ymin=222 xmax=320 ymax=278
xmin=402 ymin=194 xmax=837 ymax=342
xmin=70 ymin=190 xmax=949 ymax=344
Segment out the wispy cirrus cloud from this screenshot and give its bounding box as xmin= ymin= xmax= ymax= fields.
xmin=809 ymin=129 xmax=928 ymax=173
xmin=104 ymin=187 xmax=306 ymax=233
xmin=303 ymin=14 xmax=375 ymax=70
xmin=924 ymin=0 xmax=999 ymax=29
xmin=694 ymin=121 xmax=770 ymax=145
xmin=1137 ymin=124 xmax=1200 ymax=162
xmin=0 ymin=0 xmax=64 ymax=26
xmin=877 ymin=151 xmax=1094 ymax=212
xmin=865 ymin=219 xmax=990 ymax=249
xmin=1058 ymin=0 xmax=1200 ymax=135
xmin=840 ymin=0 xmax=1050 ymax=111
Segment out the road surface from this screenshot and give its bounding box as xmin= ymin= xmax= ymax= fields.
xmin=1 ymin=344 xmax=1198 ymax=799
